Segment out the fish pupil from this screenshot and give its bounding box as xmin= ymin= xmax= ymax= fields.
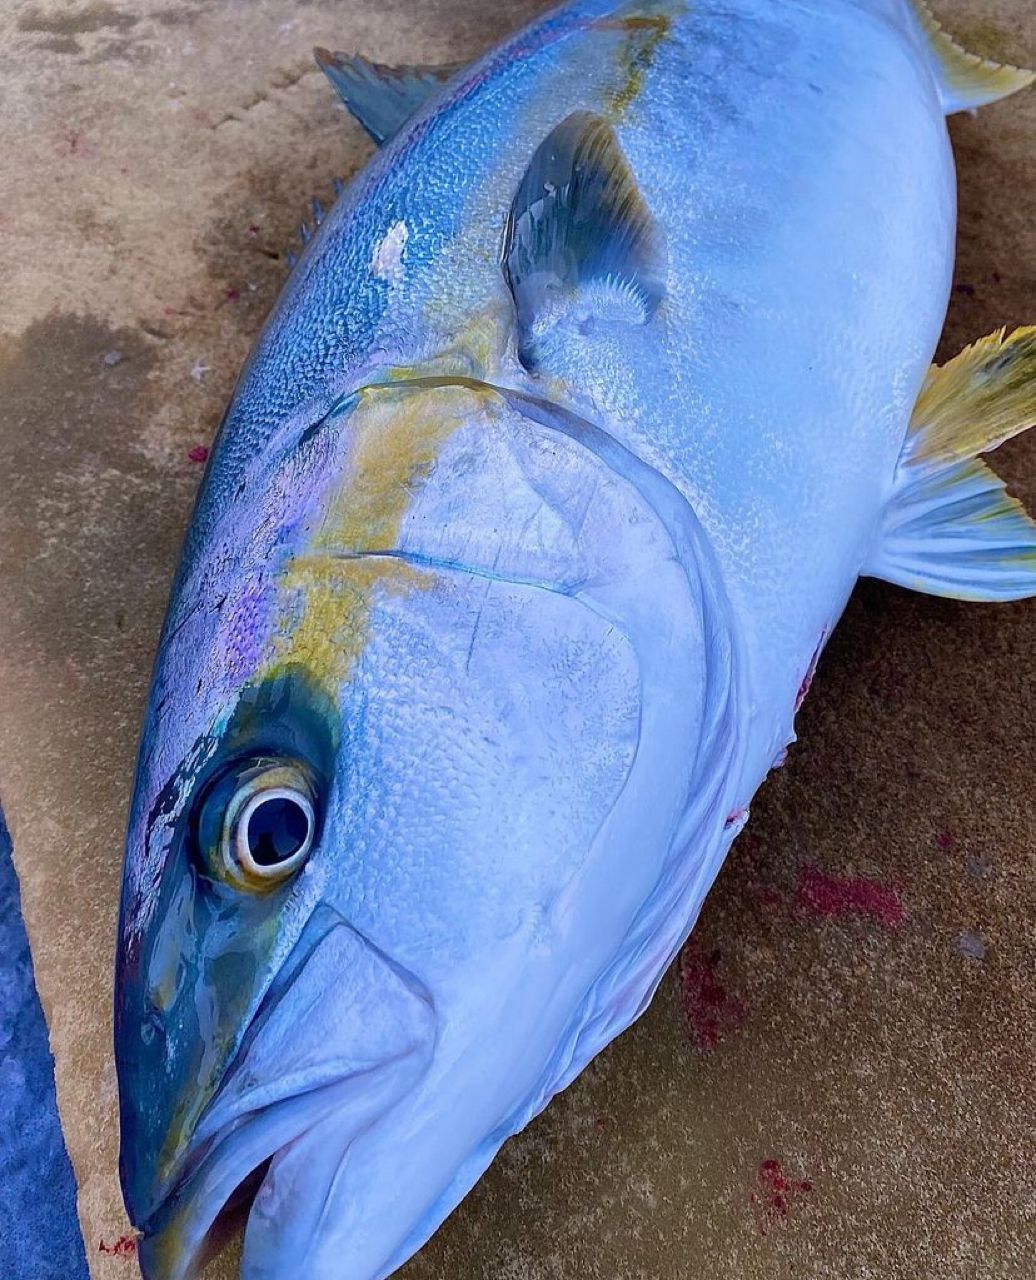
xmin=246 ymin=795 xmax=310 ymax=866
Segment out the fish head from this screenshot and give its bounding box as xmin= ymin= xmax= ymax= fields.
xmin=116 ymin=376 xmax=738 ymax=1278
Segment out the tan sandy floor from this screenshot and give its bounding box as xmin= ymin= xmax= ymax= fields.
xmin=0 ymin=2 xmax=1033 ymax=1277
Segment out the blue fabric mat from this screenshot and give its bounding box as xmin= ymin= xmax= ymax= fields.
xmin=0 ymin=807 xmax=89 ymax=1279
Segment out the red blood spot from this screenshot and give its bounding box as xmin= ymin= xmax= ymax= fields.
xmin=724 ymin=806 xmax=748 ymax=829
xmin=935 ymin=831 xmax=954 ymax=852
xmin=187 ymin=445 xmax=210 ymax=463
xmin=677 ymin=941 xmax=747 ymax=1050
xmin=224 ymin=287 xmax=241 ymax=304
xmin=794 ymin=864 xmax=906 ymax=928
xmin=98 ymin=1236 xmax=137 ymax=1257
xmin=57 ymin=128 xmax=95 ymax=158
xmin=246 ymin=224 xmax=261 ymax=237
xmin=751 ymin=1159 xmax=812 ymax=1234
xmin=161 ymin=306 xmax=180 ymax=317
xmin=794 ymin=630 xmax=827 ymax=711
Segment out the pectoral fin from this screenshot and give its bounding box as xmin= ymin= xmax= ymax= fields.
xmin=502 ymin=111 xmax=666 ymax=371
xmin=908 ymin=1 xmax=1034 ymax=112
xmin=314 ymin=48 xmax=459 ymax=145
xmin=866 ymin=327 xmax=1036 ymax=600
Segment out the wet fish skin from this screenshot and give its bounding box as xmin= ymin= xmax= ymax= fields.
xmin=114 ymin=2 xmax=1036 ymax=1278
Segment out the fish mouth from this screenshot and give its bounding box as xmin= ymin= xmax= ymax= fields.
xmin=132 ymin=913 xmax=437 ymax=1280
xmin=138 ymin=1066 xmax=409 ymax=1280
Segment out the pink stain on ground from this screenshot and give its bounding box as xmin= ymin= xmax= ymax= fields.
xmin=795 ymin=864 xmax=906 ymax=928
xmin=56 ymin=128 xmax=95 ymax=158
xmin=98 ymin=1236 xmax=137 ymax=1257
xmin=935 ymin=831 xmax=955 ymax=852
xmin=749 ymin=1160 xmax=813 ymax=1234
xmin=677 ymin=942 xmax=747 ymax=1050
xmin=187 ymin=445 xmax=210 ymax=463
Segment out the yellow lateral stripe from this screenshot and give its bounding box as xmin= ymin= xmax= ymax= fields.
xmin=908 ymin=326 xmax=1036 ymax=464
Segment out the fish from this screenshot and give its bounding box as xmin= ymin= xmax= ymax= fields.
xmin=114 ymin=2 xmax=1036 ymax=1276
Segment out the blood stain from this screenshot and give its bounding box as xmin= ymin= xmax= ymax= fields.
xmin=677 ymin=941 xmax=747 ymax=1050
xmin=187 ymin=444 xmax=210 ymax=463
xmin=750 ymin=1159 xmax=812 ymax=1234
xmin=795 ymin=630 xmax=827 ymax=711
xmin=794 ymin=864 xmax=906 ymax=928
xmin=98 ymin=1236 xmax=137 ymax=1257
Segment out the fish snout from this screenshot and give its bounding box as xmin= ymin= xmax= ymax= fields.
xmin=122 ymin=912 xmax=436 ymax=1279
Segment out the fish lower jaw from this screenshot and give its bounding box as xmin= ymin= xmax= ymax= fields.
xmin=136 ymin=1063 xmax=409 ymax=1280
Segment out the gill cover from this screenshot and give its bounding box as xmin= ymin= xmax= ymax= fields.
xmin=230 ymin=377 xmax=744 ymax=1279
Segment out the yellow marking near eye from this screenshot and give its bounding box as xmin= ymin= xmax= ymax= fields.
xmin=263 ymin=382 xmax=495 ymax=695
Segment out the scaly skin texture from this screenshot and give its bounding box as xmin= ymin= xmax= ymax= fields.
xmin=116 ymin=2 xmax=962 ymax=1278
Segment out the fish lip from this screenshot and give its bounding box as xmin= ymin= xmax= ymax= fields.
xmin=129 ymin=902 xmax=344 ymax=1230
xmin=137 ymin=1068 xmax=390 ymax=1280
xmin=132 ymin=909 xmax=436 ymax=1277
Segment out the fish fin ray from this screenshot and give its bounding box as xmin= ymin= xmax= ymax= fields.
xmin=866 ymin=327 xmax=1036 ymax=600
xmin=908 ymin=1 xmax=1035 ymax=112
xmin=314 ymin=47 xmax=459 ymax=144
xmin=502 ymin=111 xmax=666 ymax=370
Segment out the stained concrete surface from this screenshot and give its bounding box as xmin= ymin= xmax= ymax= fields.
xmin=0 ymin=1 xmax=1034 ymax=1278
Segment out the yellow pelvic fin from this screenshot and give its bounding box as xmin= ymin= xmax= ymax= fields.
xmin=909 ymin=1 xmax=1035 ymax=112
xmin=866 ymin=328 xmax=1036 ymax=601
xmin=908 ymin=326 xmax=1036 ymax=464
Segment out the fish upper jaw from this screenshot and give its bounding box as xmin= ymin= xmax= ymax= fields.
xmin=130 ymin=913 xmax=436 ymax=1280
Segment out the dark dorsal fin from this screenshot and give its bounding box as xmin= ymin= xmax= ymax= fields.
xmin=502 ymin=111 xmax=666 ymax=370
xmin=314 ymin=48 xmax=460 ymax=145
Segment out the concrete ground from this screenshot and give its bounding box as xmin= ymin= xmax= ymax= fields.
xmin=0 ymin=2 xmax=1034 ymax=1278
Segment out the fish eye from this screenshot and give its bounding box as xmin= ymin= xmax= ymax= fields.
xmin=195 ymin=758 xmax=318 ymax=891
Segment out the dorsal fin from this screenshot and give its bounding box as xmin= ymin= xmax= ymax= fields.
xmin=314 ymin=48 xmax=459 ymax=145
xmin=908 ymin=1 xmax=1035 ymax=112
xmin=502 ymin=111 xmax=666 ymax=371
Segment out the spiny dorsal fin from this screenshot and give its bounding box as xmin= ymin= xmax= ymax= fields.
xmin=314 ymin=48 xmax=459 ymax=145
xmin=866 ymin=327 xmax=1036 ymax=600
xmin=909 ymin=1 xmax=1035 ymax=112
xmin=502 ymin=111 xmax=666 ymax=371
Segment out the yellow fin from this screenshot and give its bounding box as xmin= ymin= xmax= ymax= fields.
xmin=909 ymin=1 xmax=1035 ymax=111
xmin=866 ymin=327 xmax=1036 ymax=601
xmin=908 ymin=326 xmax=1036 ymax=464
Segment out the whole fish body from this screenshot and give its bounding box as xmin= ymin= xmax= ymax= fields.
xmin=115 ymin=2 xmax=1036 ymax=1277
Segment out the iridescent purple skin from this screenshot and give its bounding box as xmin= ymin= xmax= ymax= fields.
xmin=114 ymin=2 xmax=1034 ymax=1277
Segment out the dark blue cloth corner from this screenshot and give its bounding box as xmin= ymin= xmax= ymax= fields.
xmin=0 ymin=807 xmax=89 ymax=1280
